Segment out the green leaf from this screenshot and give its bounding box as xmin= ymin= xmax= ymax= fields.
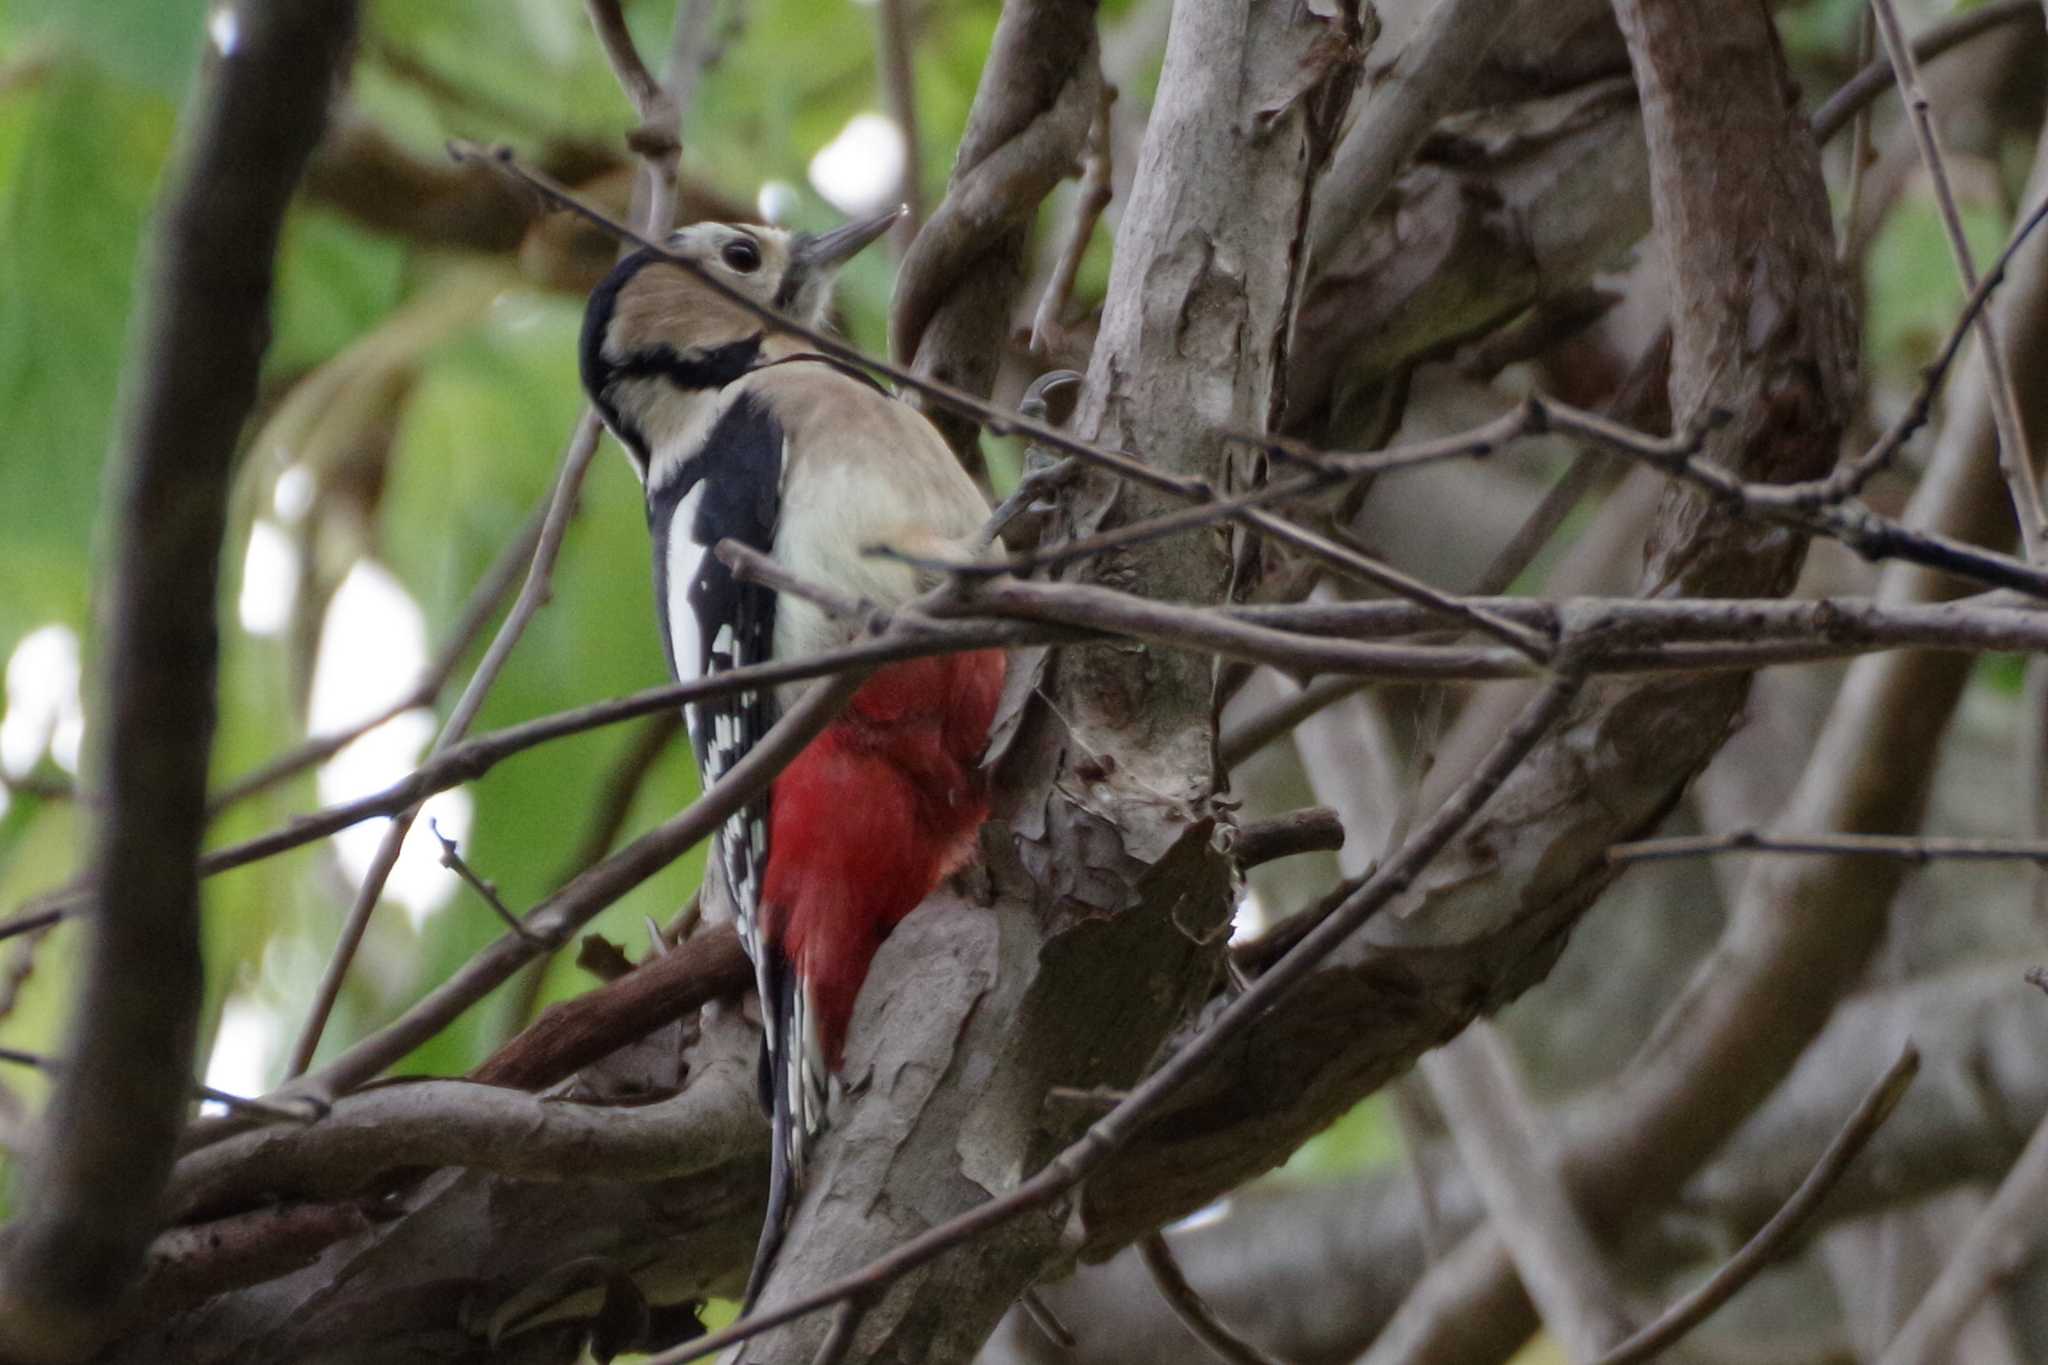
xmin=0 ymin=67 xmax=174 ymax=649
xmin=10 ymin=0 xmax=206 ymax=99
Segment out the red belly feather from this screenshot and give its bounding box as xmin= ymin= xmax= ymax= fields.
xmin=761 ymin=648 xmax=1006 ymax=1067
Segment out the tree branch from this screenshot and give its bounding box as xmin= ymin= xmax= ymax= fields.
xmin=0 ymin=5 xmax=357 ymax=1359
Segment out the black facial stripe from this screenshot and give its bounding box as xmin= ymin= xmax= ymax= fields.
xmin=579 ymin=237 xmax=765 ymax=475
xmin=613 ymin=336 xmax=763 ymax=391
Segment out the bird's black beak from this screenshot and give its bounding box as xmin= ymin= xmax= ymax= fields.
xmin=790 ymin=206 xmax=905 ymax=274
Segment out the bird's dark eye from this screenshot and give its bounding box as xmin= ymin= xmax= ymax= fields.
xmin=722 ymin=239 xmax=762 ymax=273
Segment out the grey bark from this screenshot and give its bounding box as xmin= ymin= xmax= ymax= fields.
xmin=733 ymin=2 xmax=1367 ymax=1359
xmin=1068 ymin=0 xmax=1857 ymax=1255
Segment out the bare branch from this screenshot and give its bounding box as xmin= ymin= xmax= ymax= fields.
xmin=1874 ymin=1095 xmax=2048 ymax=1363
xmin=1029 ymin=84 xmax=1114 ymax=355
xmin=472 ymin=922 xmax=749 ymax=1092
xmin=168 ymin=1027 xmax=759 ymax=1224
xmin=1611 ymin=830 xmax=2048 ymax=866
xmin=282 ymin=415 xmax=604 ymax=1077
xmin=1424 ymin=1027 xmax=1635 ymax=1357
xmin=888 ymin=0 xmax=1103 ymax=460
xmin=1306 ymin=0 xmax=1520 ymax=263
xmin=1810 ymin=0 xmax=2044 ymax=143
xmin=1231 ymin=808 xmax=1345 ymax=869
xmin=1136 ymin=1233 xmax=1287 ymax=1365
xmin=1869 ymin=0 xmax=2046 ymax=559
xmin=1356 ymin=94 xmax=2048 ymax=1365
xmin=1592 ymin=1045 xmax=1920 ymax=1365
xmin=279 ymin=0 xmax=727 ymax=1079
xmin=872 ymin=0 xmax=922 ymax=243
xmin=0 ymin=4 xmax=356 ymax=1357
xmin=280 ymin=665 xmax=869 ymax=1105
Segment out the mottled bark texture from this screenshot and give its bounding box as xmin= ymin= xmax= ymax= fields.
xmin=0 ymin=6 xmax=356 ymax=1362
xmin=1068 ymin=0 xmax=1856 ymax=1251
xmin=733 ymin=3 xmax=1366 ymax=1359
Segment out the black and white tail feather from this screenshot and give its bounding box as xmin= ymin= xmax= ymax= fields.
xmin=647 ymin=393 xmax=830 ymax=1311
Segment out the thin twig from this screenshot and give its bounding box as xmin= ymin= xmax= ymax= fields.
xmin=1810 ymin=0 xmax=2043 ymax=144
xmin=499 ymin=710 xmax=685 ymax=1038
xmin=461 ymin=143 xmax=2048 ymax=612
xmin=206 ymin=506 xmax=541 ymax=816
xmin=1838 ymin=7 xmax=1878 ymax=264
xmin=808 ymin=1298 xmax=866 ymax=1365
xmin=1220 ymin=676 xmax=1373 ymax=770
xmin=429 ymin=819 xmax=542 ymax=944
xmin=35 ymin=581 xmax=2048 ymax=945
xmin=272 ymin=664 xmax=870 ymax=1106
xmin=1017 ymin=1288 xmax=1077 ymax=1351
xmin=584 ymin=0 xmax=669 ymax=128
xmin=282 ymin=415 xmax=604 ymax=1078
xmin=1137 ymin=1232 xmax=1288 ymax=1365
xmin=1425 ymin=1026 xmax=1635 ymax=1358
xmin=873 ymin=0 xmax=923 ymax=245
xmin=1591 ymin=1044 xmax=1921 ymax=1365
xmin=454 ymin=143 xmax=1207 ymax=502
xmin=1030 ymin=84 xmax=1115 ymax=355
xmin=1869 ymin=0 xmax=2046 ymax=560
xmin=1609 ymin=830 xmax=2048 ymax=866
xmin=0 ymin=1046 xmax=320 ymax=1127
xmin=642 ymin=667 xmax=1585 ymax=1364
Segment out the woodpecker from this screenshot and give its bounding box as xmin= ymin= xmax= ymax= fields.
xmin=578 ymin=210 xmax=1006 ymax=1307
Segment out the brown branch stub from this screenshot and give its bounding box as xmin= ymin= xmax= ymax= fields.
xmin=1230 ymin=808 xmax=1345 ymax=869
xmin=473 ymin=923 xmax=751 ymax=1091
xmin=0 ymin=4 xmax=359 ymax=1359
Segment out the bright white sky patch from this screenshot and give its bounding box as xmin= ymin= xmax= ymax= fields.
xmin=201 ymin=995 xmax=279 ymax=1111
xmin=311 ymin=560 xmax=466 ymax=927
xmin=1168 ymin=1199 xmax=1231 ymax=1234
xmin=2 ymin=624 xmax=84 ymax=778
xmin=807 ymin=113 xmax=906 ymax=218
xmin=239 ymin=520 xmax=300 ymax=639
xmin=207 ymin=5 xmax=240 ymax=56
xmin=756 ymin=180 xmax=800 ymax=226
xmin=1229 ymin=884 xmax=1272 ymax=945
xmin=272 ymin=464 xmax=315 ymax=524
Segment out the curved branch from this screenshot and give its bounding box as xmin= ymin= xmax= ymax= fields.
xmin=167 ymin=1020 xmax=759 ymax=1224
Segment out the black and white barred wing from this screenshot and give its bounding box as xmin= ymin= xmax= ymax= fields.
xmin=644 ymin=394 xmax=810 ymax=1303
xmin=648 ymin=394 xmax=786 ymax=1052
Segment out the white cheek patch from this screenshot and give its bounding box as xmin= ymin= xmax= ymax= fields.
xmin=664 ymin=482 xmax=709 ymax=685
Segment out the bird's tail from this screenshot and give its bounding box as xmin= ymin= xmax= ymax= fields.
xmin=741 ymin=966 xmax=809 ymax=1313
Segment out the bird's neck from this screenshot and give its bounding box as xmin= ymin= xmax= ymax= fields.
xmin=642 ymin=383 xmax=728 ymax=496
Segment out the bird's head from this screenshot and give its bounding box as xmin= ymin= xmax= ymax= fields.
xmin=580 ymin=210 xmax=902 ymax=478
